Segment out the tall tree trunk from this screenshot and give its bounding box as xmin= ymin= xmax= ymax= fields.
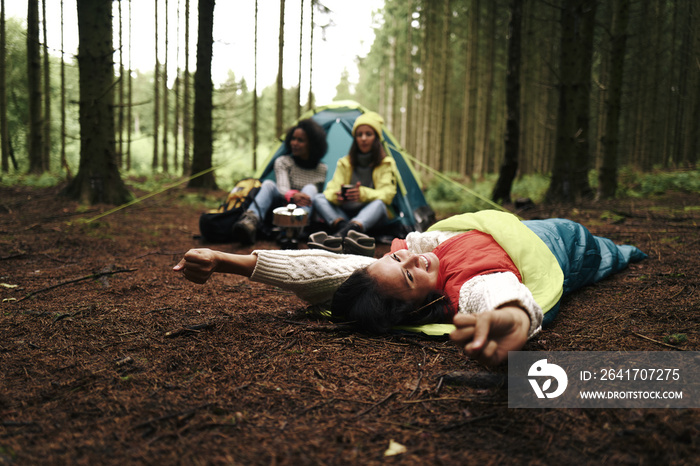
xmin=41 ymin=0 xmax=50 ymax=171
xmin=296 ymin=0 xmax=304 ymax=119
xmin=598 ymin=0 xmax=629 ymax=199
xmin=389 ymin=17 xmax=399 ymax=137
xmin=252 ymin=0 xmax=259 ymax=171
xmin=182 ymin=0 xmax=191 ymax=175
xmin=458 ymin=0 xmax=475 ymax=176
xmin=684 ymin=2 xmax=700 ymax=167
xmin=635 ymin=1 xmax=652 ymax=170
xmin=152 ymin=0 xmax=160 ymax=171
xmin=437 ymin=0 xmax=451 ymax=172
xmin=64 ymin=0 xmax=130 ymax=205
xmin=492 ymin=0 xmax=522 ymax=205
xmin=545 ymin=0 xmax=596 ymax=203
xmin=27 ymin=0 xmax=44 ymax=173
xmin=418 ymin=1 xmax=434 ymax=169
xmin=467 ymin=0 xmax=480 ymax=177
xmin=306 ymin=0 xmax=314 ymax=111
xmin=648 ymin=0 xmax=664 ymax=169
xmin=117 ymin=0 xmax=124 ymax=167
xmin=659 ymin=0 xmax=673 ymax=168
xmin=480 ymin=0 xmax=496 ymax=176
xmin=276 ymin=0 xmax=285 ymax=137
xmin=0 ymin=0 xmax=9 ymax=172
xmin=127 ymin=0 xmax=133 ymax=170
xmin=680 ymin=2 xmax=699 ymax=167
xmin=672 ymin=1 xmax=690 ymax=167
xmin=162 ymin=0 xmax=169 ymax=172
xmin=173 ymin=0 xmax=181 ymax=171
xmin=400 ymin=0 xmax=413 ymax=151
xmin=542 ymin=3 xmax=559 ymax=174
xmin=386 ymin=22 xmax=395 ymax=131
xmin=60 ymin=0 xmax=70 ymax=177
xmin=594 ymin=2 xmax=611 ymax=173
xmin=188 ymin=0 xmax=216 ymax=189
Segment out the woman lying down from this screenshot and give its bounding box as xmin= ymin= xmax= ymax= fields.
xmin=174 ymin=210 xmax=646 ymax=367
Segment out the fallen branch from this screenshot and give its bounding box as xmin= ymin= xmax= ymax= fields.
xmin=17 ymin=268 xmax=137 ymax=302
xmin=631 ymin=331 xmax=686 ymax=350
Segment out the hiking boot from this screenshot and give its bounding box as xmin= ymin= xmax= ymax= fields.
xmin=232 ymin=211 xmax=260 ymax=244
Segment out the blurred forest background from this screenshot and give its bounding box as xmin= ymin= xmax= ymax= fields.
xmin=0 ymin=0 xmax=698 ymax=210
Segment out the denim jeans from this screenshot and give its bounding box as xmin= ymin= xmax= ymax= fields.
xmin=248 ymin=179 xmax=318 ymax=219
xmin=313 ymin=193 xmax=388 ymax=231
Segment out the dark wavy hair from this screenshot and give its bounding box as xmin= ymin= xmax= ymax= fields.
xmin=330 ymin=268 xmax=453 ymax=333
xmin=348 ymin=127 xmax=386 ymax=168
xmin=283 ymin=118 xmax=328 ymax=169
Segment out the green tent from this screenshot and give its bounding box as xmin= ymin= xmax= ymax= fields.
xmin=257 ymin=101 xmax=435 ymax=236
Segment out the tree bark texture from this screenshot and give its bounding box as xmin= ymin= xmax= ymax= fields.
xmin=27 ymin=0 xmax=44 ymax=173
xmin=546 ymin=0 xmax=596 ymax=203
xmin=64 ymin=0 xmax=130 ymax=205
xmin=162 ymin=0 xmax=169 ymax=172
xmin=492 ymin=0 xmax=522 ymax=205
xmin=188 ymin=0 xmax=217 ymax=190
xmin=252 ymin=0 xmax=259 ymax=171
xmin=598 ymin=0 xmax=629 ymax=199
xmin=152 ymin=0 xmax=160 ymax=171
xmin=41 ymin=0 xmax=50 ymax=171
xmin=0 ymin=0 xmax=9 ymax=172
xmin=275 ymin=0 xmax=285 ymax=138
xmin=182 ymin=0 xmax=191 ymax=175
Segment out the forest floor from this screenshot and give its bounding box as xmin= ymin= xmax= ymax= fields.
xmin=1 ymin=183 xmax=699 ymax=465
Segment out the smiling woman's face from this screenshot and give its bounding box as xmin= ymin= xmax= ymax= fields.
xmin=367 ymin=250 xmax=439 ymax=305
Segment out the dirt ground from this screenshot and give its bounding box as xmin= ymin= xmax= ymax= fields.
xmin=1 ymin=183 xmax=699 ymax=465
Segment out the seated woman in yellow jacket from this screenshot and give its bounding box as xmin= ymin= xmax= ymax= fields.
xmin=313 ymin=112 xmax=397 ymax=237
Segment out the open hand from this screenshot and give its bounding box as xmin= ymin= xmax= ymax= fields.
xmin=449 ymin=306 xmax=530 ymax=366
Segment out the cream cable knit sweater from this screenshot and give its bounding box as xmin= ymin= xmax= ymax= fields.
xmin=251 ymin=249 xmax=375 ymax=305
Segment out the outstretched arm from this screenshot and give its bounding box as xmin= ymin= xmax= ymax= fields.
xmin=174 ymin=248 xmax=375 ymax=305
xmin=173 ymin=248 xmax=257 ymax=284
xmin=449 ymin=305 xmax=530 ymax=367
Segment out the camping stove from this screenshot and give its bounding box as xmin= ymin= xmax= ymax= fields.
xmin=272 ymin=204 xmax=308 ymax=249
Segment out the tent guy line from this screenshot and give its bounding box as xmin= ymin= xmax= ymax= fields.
xmin=85 ymin=162 xmax=229 ymax=223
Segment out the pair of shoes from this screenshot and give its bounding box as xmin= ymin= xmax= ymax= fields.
xmin=307 ymin=231 xmax=343 ymax=253
xmin=232 ymin=211 xmax=260 ymax=244
xmin=308 ymin=231 xmax=375 ymax=257
xmin=343 ymin=230 xmax=375 ymax=257
xmin=336 ymin=221 xmax=363 ymax=238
